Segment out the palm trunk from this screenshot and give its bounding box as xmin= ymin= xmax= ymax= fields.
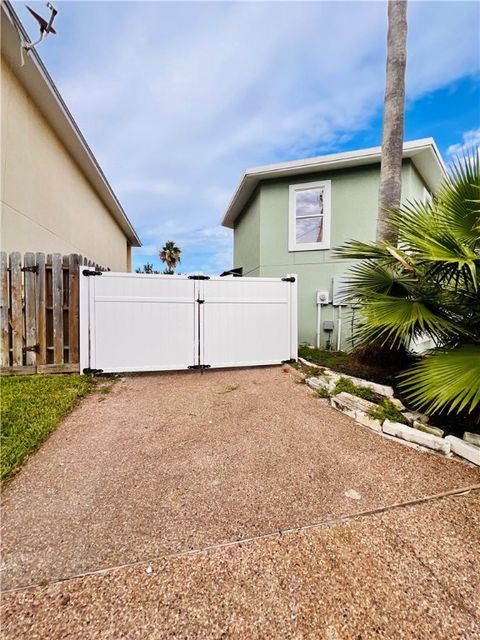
xmin=377 ymin=0 xmax=408 ymax=243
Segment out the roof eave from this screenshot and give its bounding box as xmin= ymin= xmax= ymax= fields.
xmin=221 ymin=139 xmax=447 ymax=229
xmin=1 ymin=1 xmax=142 ymax=247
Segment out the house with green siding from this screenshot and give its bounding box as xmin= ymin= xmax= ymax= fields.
xmin=221 ymin=139 xmax=446 ymax=350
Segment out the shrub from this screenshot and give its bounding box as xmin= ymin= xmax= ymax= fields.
xmin=368 ymin=399 xmax=409 ymax=425
xmin=333 ymin=377 xmax=380 ymax=404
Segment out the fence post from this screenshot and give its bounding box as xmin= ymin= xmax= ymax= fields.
xmin=0 ymin=253 xmax=9 ymax=367
xmin=24 ymin=252 xmax=37 ymax=366
xmin=69 ymin=254 xmax=80 ymax=364
xmin=36 ymin=252 xmax=47 ymax=365
xmin=9 ymin=252 xmax=23 ymax=366
xmin=52 ymin=253 xmax=64 ymax=365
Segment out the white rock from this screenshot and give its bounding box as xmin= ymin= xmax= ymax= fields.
xmin=390 ymin=397 xmax=406 ymax=411
xmin=145 ymin=566 xmax=153 ymax=574
xmin=413 ymin=421 xmax=444 ymax=438
xmin=324 ymin=370 xmax=394 ymax=397
xmin=355 ymin=410 xmax=382 ymax=433
xmin=307 ymin=376 xmax=336 ymax=393
xmin=345 ymin=489 xmax=362 ymax=500
xmin=463 ymin=432 xmax=480 ymax=448
xmin=330 ymin=392 xmax=378 ymax=416
xmin=382 ymin=420 xmax=450 ymax=454
xmin=330 ymin=393 xmax=382 ymax=432
xmin=445 ymin=436 xmax=480 ymax=466
xmin=298 ymin=357 xmax=320 ymax=369
xmin=402 ymin=411 xmax=429 ymax=426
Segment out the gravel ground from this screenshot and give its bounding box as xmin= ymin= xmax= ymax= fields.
xmin=1 ymin=366 xmax=479 ymax=595
xmin=2 ymin=490 xmax=479 ymax=639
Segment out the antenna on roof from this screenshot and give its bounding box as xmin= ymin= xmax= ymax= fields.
xmin=24 ymin=2 xmax=58 ymax=51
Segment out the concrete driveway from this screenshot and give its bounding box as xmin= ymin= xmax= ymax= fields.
xmin=1 ymin=366 xmax=479 ymax=638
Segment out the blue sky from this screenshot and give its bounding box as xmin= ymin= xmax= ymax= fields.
xmin=16 ymin=1 xmax=480 ymax=273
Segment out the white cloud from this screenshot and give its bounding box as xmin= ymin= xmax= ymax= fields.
xmin=447 ymin=128 xmax=480 ymax=158
xmin=15 ymin=1 xmax=480 ymax=273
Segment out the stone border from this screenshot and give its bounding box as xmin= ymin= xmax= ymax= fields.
xmin=301 ymin=366 xmax=480 ymax=467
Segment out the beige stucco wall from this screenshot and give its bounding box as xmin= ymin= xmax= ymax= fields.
xmin=1 ymin=58 xmax=129 ymax=271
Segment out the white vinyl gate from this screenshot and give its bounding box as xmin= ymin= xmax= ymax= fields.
xmin=80 ymin=271 xmax=297 ymax=373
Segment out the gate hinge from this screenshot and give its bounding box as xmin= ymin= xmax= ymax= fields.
xmin=188 ymin=274 xmax=210 ymax=280
xmin=21 ymin=265 xmax=39 ymax=274
xmin=188 ymin=364 xmax=211 ymax=370
xmin=83 ymin=368 xmax=104 ymax=375
xmin=83 ymin=269 xmax=103 ymax=276
xmin=281 ymin=359 xmax=296 ymax=364
xmin=282 ymin=276 xmax=296 ymax=283
xmin=23 ymin=343 xmax=40 ymax=353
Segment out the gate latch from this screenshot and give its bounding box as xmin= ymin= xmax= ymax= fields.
xmin=23 ymin=343 xmax=40 ymax=353
xmin=282 ymin=276 xmax=296 ymax=283
xmin=188 ymin=274 xmax=210 ymax=280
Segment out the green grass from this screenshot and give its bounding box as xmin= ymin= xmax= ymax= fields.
xmin=1 ymin=374 xmax=95 ymax=484
xmin=367 ymin=399 xmax=409 ymax=425
xmin=298 ymin=345 xmax=350 ymax=369
xmin=333 ymin=376 xmax=380 ymax=404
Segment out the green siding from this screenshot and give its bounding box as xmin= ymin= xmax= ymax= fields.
xmin=233 ymin=189 xmax=261 ymax=276
xmin=233 ymin=159 xmax=424 ymax=347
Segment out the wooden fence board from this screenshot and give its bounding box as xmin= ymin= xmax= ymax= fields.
xmin=1 ymin=252 xmax=106 ymax=375
xmin=69 ymin=254 xmax=80 ymax=363
xmin=0 ymin=252 xmax=9 ymax=367
xmin=35 ymin=252 xmax=47 ymax=365
xmin=24 ymin=252 xmax=37 ymax=365
xmin=9 ymin=252 xmax=23 ymax=366
xmin=52 ymin=253 xmax=64 ymax=365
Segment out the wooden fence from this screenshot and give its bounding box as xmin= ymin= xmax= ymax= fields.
xmin=0 ymin=252 xmax=106 ymax=375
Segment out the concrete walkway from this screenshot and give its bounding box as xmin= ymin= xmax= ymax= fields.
xmin=1 ymin=366 xmax=479 ymax=637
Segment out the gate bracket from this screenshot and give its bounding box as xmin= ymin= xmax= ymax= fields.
xmin=188 ymin=274 xmax=210 ymax=280
xmin=188 ymin=364 xmax=211 ymax=370
xmin=282 ymin=276 xmax=296 ymax=283
xmin=83 ymin=269 xmax=103 ymax=276
xmin=83 ymin=368 xmax=104 ymax=376
xmin=21 ymin=265 xmax=39 ymax=274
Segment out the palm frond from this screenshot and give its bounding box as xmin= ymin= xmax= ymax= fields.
xmin=399 ymin=345 xmax=480 ymax=414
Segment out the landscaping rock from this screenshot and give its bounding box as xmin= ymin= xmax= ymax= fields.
xmin=298 ymin=357 xmax=320 ymax=369
xmin=330 ymin=392 xmax=378 ymax=417
xmin=401 ymin=411 xmax=429 ymax=426
xmin=330 ymin=393 xmax=381 ymax=432
xmin=382 ymin=420 xmax=450 ymax=454
xmin=323 ymin=370 xmax=394 ymax=398
xmin=355 ymin=410 xmax=382 ymax=433
xmin=390 ymin=397 xmax=406 ymax=411
xmin=306 ymin=377 xmax=334 ymax=393
xmin=445 ymin=436 xmax=480 ymax=466
xmin=413 ymin=421 xmax=444 ymax=438
xmin=463 ymin=432 xmax=480 ymax=448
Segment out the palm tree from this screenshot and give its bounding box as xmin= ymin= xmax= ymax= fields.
xmin=336 ymin=153 xmax=480 ymax=422
xmin=159 ymin=241 xmax=182 ymax=274
xmin=377 ymin=0 xmax=408 ymax=242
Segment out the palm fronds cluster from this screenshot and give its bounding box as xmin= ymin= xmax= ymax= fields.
xmin=336 ymin=153 xmax=480 ymax=417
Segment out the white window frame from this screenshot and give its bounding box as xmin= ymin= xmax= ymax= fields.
xmin=288 ymin=180 xmax=331 ymax=252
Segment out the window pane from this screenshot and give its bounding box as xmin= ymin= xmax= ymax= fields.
xmin=296 ymin=216 xmax=323 ymax=244
xmin=295 ymin=187 xmax=324 ymax=218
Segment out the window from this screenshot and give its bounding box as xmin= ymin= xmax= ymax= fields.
xmin=289 ymin=180 xmax=331 ymax=251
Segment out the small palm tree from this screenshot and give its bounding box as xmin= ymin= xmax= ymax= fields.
xmin=336 ymin=153 xmax=480 ymax=421
xmin=159 ymin=241 xmax=182 ymax=274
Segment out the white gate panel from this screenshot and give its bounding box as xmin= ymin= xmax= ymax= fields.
xmin=200 ymin=276 xmax=297 ymax=368
xmin=81 ymin=273 xmax=197 ymax=373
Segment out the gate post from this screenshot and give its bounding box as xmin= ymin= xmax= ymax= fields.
xmin=286 ymin=274 xmax=298 ymax=361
